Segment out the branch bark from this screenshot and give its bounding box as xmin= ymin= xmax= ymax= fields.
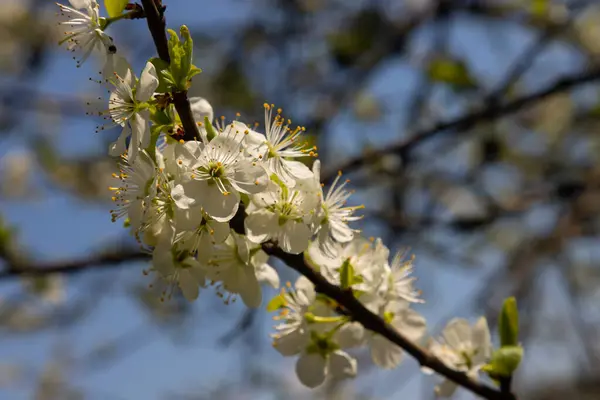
xmin=140 ymin=0 xmax=201 ymax=141
xmin=0 ymin=250 xmax=148 ymax=279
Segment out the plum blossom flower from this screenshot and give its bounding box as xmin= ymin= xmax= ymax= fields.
xmin=107 ymin=61 xmax=159 ymax=161
xmin=56 ymin=0 xmax=116 ymax=67
xmin=206 ymin=233 xmax=279 ymax=308
xmin=312 ymin=160 xmax=364 ymax=257
xmin=427 ymin=317 xmax=492 ymax=397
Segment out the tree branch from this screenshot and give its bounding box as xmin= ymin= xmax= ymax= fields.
xmin=140 ymin=3 xmax=513 ymax=399
xmin=322 ymin=67 xmax=600 ymax=183
xmin=0 ymin=250 xmax=148 ymax=279
xmin=140 ymin=0 xmax=201 ymax=141
xmin=263 ymin=244 xmax=514 ymax=400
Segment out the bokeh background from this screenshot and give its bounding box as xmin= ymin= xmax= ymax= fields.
xmin=1 ymin=0 xmax=600 ymax=398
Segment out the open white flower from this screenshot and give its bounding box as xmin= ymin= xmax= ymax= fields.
xmin=271 ymin=276 xmax=316 ymax=356
xmin=173 ymin=128 xmax=268 ymax=222
xmin=368 ymin=301 xmax=426 ymax=369
xmin=307 ymin=237 xmax=388 ymax=293
xmin=107 ymin=61 xmax=159 ymax=161
xmin=206 ymin=233 xmax=279 ymax=308
xmin=245 ymin=179 xmax=319 ymax=254
xmin=312 ymin=160 xmax=364 ymax=257
xmin=246 ymin=104 xmax=315 ymax=187
xmin=152 ymin=244 xmax=206 ymax=302
xmin=57 ymin=0 xmax=116 ymax=67
xmin=427 ymin=317 xmax=492 ymax=397
xmin=109 ymin=150 xmax=158 ymax=232
xmin=379 ymin=250 xmax=423 ymax=304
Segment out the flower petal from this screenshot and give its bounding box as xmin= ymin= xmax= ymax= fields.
xmin=442 ymin=318 xmax=471 ymax=350
xmin=395 ymin=309 xmax=427 ymax=343
xmin=296 ymin=353 xmax=327 ymax=388
xmin=370 ymin=334 xmax=403 ymax=369
xmin=278 ymin=221 xmax=311 ymax=254
xmin=177 ymin=269 xmax=199 ymax=301
xmin=230 ymin=161 xmax=268 ymax=194
xmin=190 ymin=97 xmax=214 ymax=124
xmin=198 ymin=182 xmax=240 ymax=222
xmin=328 ymin=350 xmax=357 ymax=380
xmin=137 ymin=62 xmax=159 ymax=102
xmin=245 ymin=210 xmax=278 ymax=244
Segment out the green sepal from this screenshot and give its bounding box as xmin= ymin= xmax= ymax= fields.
xmin=482 ymin=346 xmax=523 ymax=379
xmin=340 ymin=259 xmax=354 ymax=290
xmin=204 ymin=116 xmax=217 ymax=141
xmin=499 ymin=296 xmax=519 ymax=347
xmin=104 ymin=0 xmax=128 ymax=18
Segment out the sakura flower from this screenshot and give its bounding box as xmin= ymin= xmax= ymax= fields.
xmin=367 ymin=301 xmax=426 ymax=369
xmin=206 ymin=233 xmax=279 ymax=308
xmin=245 ymin=179 xmax=320 ymax=254
xmin=427 ymin=317 xmax=492 ymax=397
xmin=247 ymin=104 xmax=315 ymax=187
xmin=152 ymin=244 xmax=206 ymax=302
xmin=312 ymin=160 xmax=364 ymax=257
xmin=173 ymin=128 xmax=268 ymax=222
xmin=107 ymin=61 xmax=159 ymax=161
xmin=56 ymin=0 xmax=116 ymax=67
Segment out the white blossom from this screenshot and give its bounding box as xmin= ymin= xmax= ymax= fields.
xmin=206 ymin=233 xmax=279 ymax=308
xmin=312 ymin=160 xmax=364 ymax=257
xmin=368 ymin=301 xmax=426 ymax=369
xmin=56 ymin=0 xmax=116 ymax=67
xmin=245 ymin=104 xmax=315 ymax=188
xmin=173 ymin=127 xmax=269 ymax=222
xmin=245 ymin=179 xmax=319 ymax=254
xmin=427 ymin=317 xmax=492 ymax=397
xmin=152 ymin=243 xmax=206 ymax=302
xmin=107 ymin=62 xmax=159 ymax=161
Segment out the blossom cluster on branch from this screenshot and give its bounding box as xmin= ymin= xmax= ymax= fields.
xmin=55 ymin=1 xmax=522 ymax=397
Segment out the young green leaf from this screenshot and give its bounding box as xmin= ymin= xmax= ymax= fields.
xmin=482 ymin=346 xmax=523 ymax=379
xmin=149 ymin=57 xmax=173 ymax=93
xmin=104 ymin=0 xmax=128 ymax=18
xmin=499 ymin=296 xmax=519 ymax=347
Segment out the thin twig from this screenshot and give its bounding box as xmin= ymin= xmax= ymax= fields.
xmin=322 ymin=67 xmax=600 ymax=183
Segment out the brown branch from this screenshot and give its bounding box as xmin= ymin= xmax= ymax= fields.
xmin=140 ymin=0 xmax=201 ymax=141
xmin=262 ymin=244 xmax=513 ymax=400
xmin=322 ymin=67 xmax=600 ymax=183
xmin=140 ymin=3 xmax=513 ymax=399
xmin=0 ymin=250 xmax=148 ymax=279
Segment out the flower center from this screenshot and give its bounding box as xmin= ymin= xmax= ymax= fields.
xmin=208 ymin=161 xmax=226 ymax=179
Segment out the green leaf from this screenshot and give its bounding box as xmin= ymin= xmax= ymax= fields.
xmin=482 ymin=346 xmax=523 ymax=378
xmin=499 ymin=297 xmax=519 ymax=347
xmin=266 ymin=294 xmax=285 ymax=312
xmin=188 ymin=65 xmax=203 ymax=81
xmin=427 ymin=57 xmax=477 ymax=90
xmin=340 ymin=259 xmax=354 ymax=289
xmin=104 ymin=0 xmax=128 ymax=18
xmin=180 ymin=25 xmax=193 ymax=87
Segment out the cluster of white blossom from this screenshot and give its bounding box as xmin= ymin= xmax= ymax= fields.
xmin=57 ymin=0 xmax=505 ymax=395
